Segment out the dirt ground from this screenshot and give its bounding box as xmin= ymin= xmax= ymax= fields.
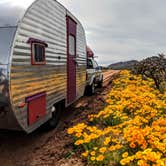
xmin=0 ymin=70 xmax=119 ymax=166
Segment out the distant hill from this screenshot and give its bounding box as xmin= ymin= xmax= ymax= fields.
xmin=108 ymin=60 xmax=138 ymax=70
xmin=100 ymin=66 xmax=109 ymax=70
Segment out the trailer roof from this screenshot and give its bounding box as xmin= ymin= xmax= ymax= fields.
xmin=0 ymin=0 xmax=35 ymax=27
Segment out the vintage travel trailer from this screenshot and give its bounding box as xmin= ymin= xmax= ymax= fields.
xmin=0 ymin=0 xmax=87 ymax=133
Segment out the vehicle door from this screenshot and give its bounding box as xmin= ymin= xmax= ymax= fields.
xmin=92 ymin=59 xmax=100 ymax=82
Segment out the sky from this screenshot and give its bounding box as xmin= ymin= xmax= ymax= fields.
xmin=1 ymin=0 xmax=166 ymax=65
xmin=58 ymin=0 xmax=166 ymax=65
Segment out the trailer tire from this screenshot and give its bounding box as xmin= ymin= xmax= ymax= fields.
xmin=45 ymin=102 xmax=64 ymax=130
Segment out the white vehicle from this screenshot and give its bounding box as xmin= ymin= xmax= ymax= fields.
xmin=0 ymin=0 xmax=87 ymax=133
xmin=85 ymin=47 xmax=103 ymax=95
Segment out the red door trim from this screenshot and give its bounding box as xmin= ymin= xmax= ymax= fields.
xmin=66 ymin=16 xmax=77 ymax=104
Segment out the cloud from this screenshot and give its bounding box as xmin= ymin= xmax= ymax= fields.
xmin=0 ymin=0 xmax=35 ymax=26
xmin=59 ymin=0 xmax=166 ymax=65
xmin=1 ymin=0 xmax=165 ymax=65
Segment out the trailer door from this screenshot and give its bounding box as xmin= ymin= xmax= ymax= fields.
xmin=66 ymin=16 xmax=77 ymax=104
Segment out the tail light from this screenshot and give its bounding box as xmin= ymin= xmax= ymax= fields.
xmin=18 ymin=102 xmax=26 ymax=108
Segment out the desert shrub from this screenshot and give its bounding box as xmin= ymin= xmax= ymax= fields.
xmin=132 ymin=54 xmax=166 ymax=92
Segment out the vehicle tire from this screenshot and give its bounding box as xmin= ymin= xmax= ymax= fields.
xmin=97 ymin=81 xmax=103 ymax=88
xmin=87 ymin=82 xmax=95 ymax=95
xmin=45 ymin=101 xmax=64 ymax=130
xmin=97 ymin=76 xmax=103 ymax=88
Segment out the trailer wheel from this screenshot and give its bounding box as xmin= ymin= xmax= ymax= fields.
xmin=45 ymin=101 xmax=64 ymax=130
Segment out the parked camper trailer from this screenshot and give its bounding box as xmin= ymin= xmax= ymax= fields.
xmin=0 ymin=0 xmax=87 ymax=133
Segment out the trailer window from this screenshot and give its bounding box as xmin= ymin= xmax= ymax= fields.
xmin=27 ymin=38 xmax=48 ymax=65
xmin=32 ymin=43 xmax=46 ymax=65
xmin=69 ymin=35 xmax=75 ymax=56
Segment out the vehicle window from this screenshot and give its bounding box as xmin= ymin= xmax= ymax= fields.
xmin=94 ymin=60 xmax=99 ymax=68
xmin=92 ymin=60 xmax=98 ymax=68
xmin=87 ymin=59 xmax=93 ymax=69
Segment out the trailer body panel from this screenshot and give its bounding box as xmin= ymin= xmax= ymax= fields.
xmin=0 ymin=0 xmax=87 ymax=133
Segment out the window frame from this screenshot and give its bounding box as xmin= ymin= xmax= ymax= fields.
xmin=27 ymin=38 xmax=48 ymax=65
xmin=31 ymin=42 xmax=46 ymax=65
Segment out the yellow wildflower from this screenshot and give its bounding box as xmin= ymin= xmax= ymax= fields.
xmin=99 ymin=147 xmax=107 ymax=153
xmin=104 ymin=137 xmax=111 ymax=145
xmin=90 ymin=157 xmax=96 ymax=161
xmin=96 ymin=155 xmax=104 ymax=161
xmin=90 ymin=151 xmax=96 ymax=156
xmin=74 ymin=140 xmax=84 ymax=146
xmin=82 ymin=151 xmax=88 ymax=157
xmin=122 ymin=152 xmax=128 ymax=158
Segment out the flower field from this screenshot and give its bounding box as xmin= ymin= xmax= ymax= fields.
xmin=67 ymin=71 xmax=166 ymax=166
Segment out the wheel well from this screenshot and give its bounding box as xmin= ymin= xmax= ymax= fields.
xmin=53 ymin=99 xmax=65 ymax=111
